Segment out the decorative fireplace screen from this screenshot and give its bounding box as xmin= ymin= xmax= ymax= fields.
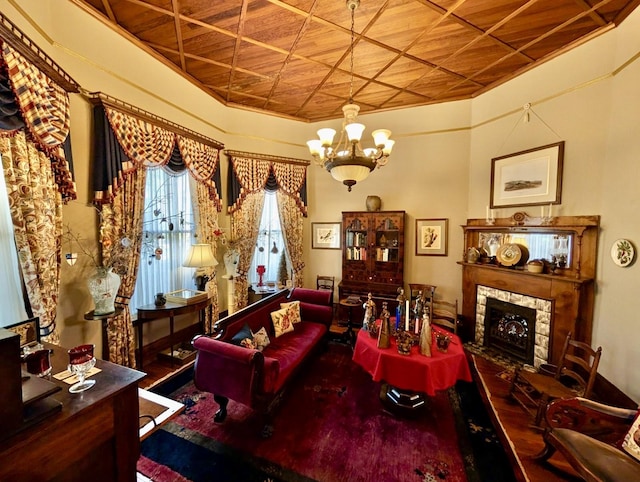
xmin=484 ymin=298 xmax=536 ymax=364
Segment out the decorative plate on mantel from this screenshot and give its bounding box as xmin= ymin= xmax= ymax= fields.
xmin=611 ymin=238 xmax=635 ymax=267
xmin=496 ymin=243 xmax=522 ymax=266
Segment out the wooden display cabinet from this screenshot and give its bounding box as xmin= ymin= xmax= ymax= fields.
xmin=338 ymin=211 xmax=405 ymax=323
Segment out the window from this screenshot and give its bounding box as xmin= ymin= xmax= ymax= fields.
xmin=129 ymin=168 xmax=197 ymax=314
xmin=248 ymin=192 xmax=288 ymax=286
xmin=0 ymin=160 xmax=29 ymax=326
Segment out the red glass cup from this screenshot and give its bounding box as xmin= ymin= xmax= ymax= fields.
xmin=68 ymin=344 xmax=96 ymax=393
xmin=25 ymin=349 xmax=52 ymax=377
xmin=68 ymin=344 xmax=94 ymax=365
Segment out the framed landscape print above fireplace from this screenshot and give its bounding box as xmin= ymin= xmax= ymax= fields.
xmin=490 ymin=141 xmax=564 ymax=208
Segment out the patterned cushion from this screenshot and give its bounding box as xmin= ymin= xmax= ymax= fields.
xmin=270 ymin=307 xmax=295 ymax=338
xmin=252 ymin=326 xmax=271 ymax=351
xmin=622 ymin=410 xmax=640 ymax=462
xmin=231 ymin=323 xmax=256 ymax=349
xmin=280 ymin=300 xmax=302 ymax=324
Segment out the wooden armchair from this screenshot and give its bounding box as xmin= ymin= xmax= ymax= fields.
xmin=509 ymin=332 xmax=602 ymax=427
xmin=534 ymin=397 xmax=640 ymax=481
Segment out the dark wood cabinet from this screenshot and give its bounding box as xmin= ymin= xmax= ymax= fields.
xmin=338 ymin=211 xmax=405 ymax=323
xmin=0 ymin=343 xmax=144 ymax=482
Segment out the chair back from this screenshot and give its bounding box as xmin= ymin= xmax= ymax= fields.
xmin=408 ymin=284 xmax=436 ymax=320
xmin=431 ymin=299 xmax=458 ymax=334
xmin=555 ymin=332 xmax=602 ymax=398
xmin=316 ymin=276 xmax=335 ymax=292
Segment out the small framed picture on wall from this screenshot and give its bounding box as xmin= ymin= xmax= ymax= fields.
xmin=415 ymin=218 xmax=448 ymax=256
xmin=312 ymin=222 xmax=341 ymax=249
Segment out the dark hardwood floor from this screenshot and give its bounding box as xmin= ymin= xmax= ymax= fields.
xmin=137 ymin=319 xmax=581 ymax=481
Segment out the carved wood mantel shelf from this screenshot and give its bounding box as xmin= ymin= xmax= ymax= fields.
xmin=459 ymin=214 xmax=599 ymax=366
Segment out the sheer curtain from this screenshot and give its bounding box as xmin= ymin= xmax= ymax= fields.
xmin=248 ymin=191 xmax=287 ymax=286
xmin=0 ymin=162 xmax=28 ymax=326
xmin=129 ymin=167 xmax=196 ymax=315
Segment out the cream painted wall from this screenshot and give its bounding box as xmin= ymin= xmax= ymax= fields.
xmin=2 ymin=1 xmax=639 ymax=400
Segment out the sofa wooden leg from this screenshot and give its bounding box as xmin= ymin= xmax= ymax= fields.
xmin=532 ymin=432 xmax=557 ymax=462
xmin=213 ymin=394 xmax=228 ymax=423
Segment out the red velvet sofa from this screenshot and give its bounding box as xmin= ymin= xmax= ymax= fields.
xmin=192 ymin=287 xmax=333 ymax=437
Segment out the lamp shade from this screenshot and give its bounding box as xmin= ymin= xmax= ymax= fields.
xmin=183 ymin=244 xmax=217 ymax=268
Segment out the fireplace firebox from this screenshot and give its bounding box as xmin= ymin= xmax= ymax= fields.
xmin=484 ymin=298 xmax=536 ymax=364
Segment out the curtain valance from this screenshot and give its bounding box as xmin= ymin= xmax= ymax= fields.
xmin=92 ymin=97 xmax=223 ymax=210
xmin=226 ymin=151 xmax=308 ymax=216
xmin=0 ymin=40 xmax=77 ymax=201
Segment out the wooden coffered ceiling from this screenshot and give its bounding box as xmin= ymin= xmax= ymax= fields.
xmin=72 ymin=0 xmax=640 ymax=122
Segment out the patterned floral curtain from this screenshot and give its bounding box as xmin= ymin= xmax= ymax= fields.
xmin=272 ymin=163 xmax=307 ymax=286
xmin=1 ymin=42 xmax=76 ymax=200
xmin=276 ymin=191 xmax=304 ymax=287
xmin=230 ymin=191 xmax=266 ymax=310
xmin=0 ymin=132 xmax=63 ymax=343
xmin=0 ymin=33 xmax=77 ymax=342
xmin=99 ymin=170 xmax=146 ymax=367
xmin=193 ymin=181 xmax=221 ymax=331
xmin=226 ymin=152 xmax=308 ymax=310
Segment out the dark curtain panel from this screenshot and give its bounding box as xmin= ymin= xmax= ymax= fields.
xmin=167 ymin=144 xmax=185 ymax=172
xmin=92 ymin=104 xmax=129 ymax=196
xmin=227 ymin=160 xmax=243 ymax=208
xmin=0 ymin=69 xmax=24 ymax=130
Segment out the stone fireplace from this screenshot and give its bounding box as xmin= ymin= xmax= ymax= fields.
xmin=475 ymin=286 xmax=552 ymax=367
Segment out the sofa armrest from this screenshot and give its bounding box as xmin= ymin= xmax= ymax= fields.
xmin=289 ymin=288 xmax=333 ymax=327
xmin=192 ymin=335 xmax=279 ymax=407
xmin=545 ymin=397 xmax=637 ymax=443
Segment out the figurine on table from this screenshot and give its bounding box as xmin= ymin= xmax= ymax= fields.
xmin=413 ymin=290 xmax=424 ymax=320
xmin=378 ymin=301 xmax=391 ymax=349
xmin=362 ymin=292 xmax=377 ymax=331
xmin=395 ymin=288 xmax=406 ymax=330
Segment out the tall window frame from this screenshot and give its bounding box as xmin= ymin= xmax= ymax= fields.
xmin=129 ymin=167 xmax=198 ymax=314
xmin=248 ymin=191 xmax=288 ymax=286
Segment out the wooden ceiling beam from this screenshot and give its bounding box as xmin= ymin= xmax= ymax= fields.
xmin=170 ymin=0 xmax=186 ymax=71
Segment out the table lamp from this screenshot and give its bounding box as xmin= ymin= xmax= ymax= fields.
xmin=183 ymin=244 xmax=217 ymax=291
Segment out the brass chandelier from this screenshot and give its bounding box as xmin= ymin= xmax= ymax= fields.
xmin=306 ymin=0 xmax=395 ymax=192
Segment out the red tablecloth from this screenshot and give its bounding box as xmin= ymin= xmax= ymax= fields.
xmin=352 ymin=326 xmax=472 ymax=396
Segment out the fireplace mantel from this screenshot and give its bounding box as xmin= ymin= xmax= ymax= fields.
xmin=459 ymin=214 xmax=599 ymax=366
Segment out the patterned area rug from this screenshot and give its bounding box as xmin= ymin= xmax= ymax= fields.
xmin=139 ymin=342 xmax=515 ymax=482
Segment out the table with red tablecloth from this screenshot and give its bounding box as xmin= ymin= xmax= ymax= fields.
xmin=352 ymin=325 xmax=472 ymax=397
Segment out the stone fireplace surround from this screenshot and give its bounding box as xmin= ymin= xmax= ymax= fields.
xmin=475 ymin=286 xmax=552 ymax=367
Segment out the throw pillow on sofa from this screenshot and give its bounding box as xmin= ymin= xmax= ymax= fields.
xmin=270 ymin=307 xmax=295 ymax=338
xmin=252 ymin=326 xmax=271 ymax=351
xmin=280 ymin=300 xmax=302 ymax=324
xmin=231 ymin=323 xmax=257 ymax=349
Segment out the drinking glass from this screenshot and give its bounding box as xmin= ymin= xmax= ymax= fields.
xmin=68 ymin=344 xmax=96 ymax=393
xmin=24 ymin=349 xmax=53 ymax=377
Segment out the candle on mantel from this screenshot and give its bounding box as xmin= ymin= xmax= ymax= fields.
xmin=549 ymin=203 xmax=553 ymax=218
xmin=405 ymin=300 xmax=410 ymax=331
xmin=486 ymin=205 xmax=489 ymax=219
xmin=541 ymin=206 xmax=545 ymax=218
xmin=414 ymin=315 xmax=420 ymax=334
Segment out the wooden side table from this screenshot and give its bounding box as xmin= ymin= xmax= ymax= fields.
xmin=135 ymin=298 xmax=211 ymax=369
xmin=339 ymin=297 xmax=361 ymax=346
xmin=84 ymin=307 xmax=124 ymax=361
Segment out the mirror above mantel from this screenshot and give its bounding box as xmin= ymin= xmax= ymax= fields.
xmin=461 ymin=213 xmax=600 ymax=280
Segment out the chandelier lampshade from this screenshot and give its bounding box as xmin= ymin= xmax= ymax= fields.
xmin=306 ymin=0 xmax=395 ymax=192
